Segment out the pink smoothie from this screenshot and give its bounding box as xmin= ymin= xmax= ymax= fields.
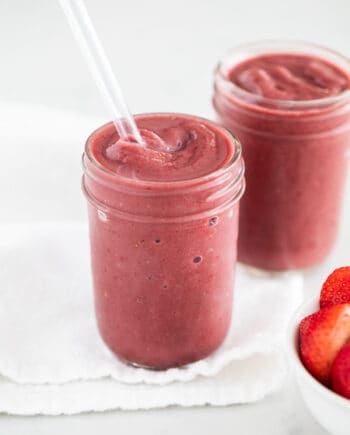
xmin=214 ymin=42 xmax=350 ymax=271
xmin=83 ymin=113 xmax=244 ymax=368
xmin=231 ymin=54 xmax=348 ymax=100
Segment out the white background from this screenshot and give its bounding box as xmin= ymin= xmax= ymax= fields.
xmin=1 ymin=0 xmax=350 ymax=433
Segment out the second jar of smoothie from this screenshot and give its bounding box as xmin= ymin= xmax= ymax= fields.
xmin=213 ymin=41 xmax=350 ymax=271
xmin=83 ymin=113 xmax=245 ymax=369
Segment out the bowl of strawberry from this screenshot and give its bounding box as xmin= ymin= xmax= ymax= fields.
xmin=287 ymin=267 xmax=350 ymax=435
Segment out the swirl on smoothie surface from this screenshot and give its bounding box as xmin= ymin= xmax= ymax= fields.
xmin=91 ymin=117 xmax=230 ymax=181
xmin=229 ymin=54 xmax=350 ymax=101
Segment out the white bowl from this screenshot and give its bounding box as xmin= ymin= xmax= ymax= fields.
xmin=287 ymin=296 xmax=350 ymax=435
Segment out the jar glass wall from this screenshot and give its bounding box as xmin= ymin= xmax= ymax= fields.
xmin=213 ymin=41 xmax=350 ymax=271
xmin=82 ymin=113 xmax=245 ymax=368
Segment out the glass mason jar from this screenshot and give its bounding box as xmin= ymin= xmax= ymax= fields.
xmin=82 ymin=113 xmax=245 ymax=369
xmin=213 ymin=41 xmax=350 ymax=271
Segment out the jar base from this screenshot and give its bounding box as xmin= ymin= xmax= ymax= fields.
xmin=103 ymin=335 xmax=229 ymax=370
xmin=238 ymin=262 xmax=293 ymax=277
xmin=126 ymin=360 xmax=168 ymax=371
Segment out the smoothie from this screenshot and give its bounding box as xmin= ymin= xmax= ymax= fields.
xmin=213 ymin=42 xmax=350 ymax=271
xmin=83 ymin=114 xmax=245 ymax=368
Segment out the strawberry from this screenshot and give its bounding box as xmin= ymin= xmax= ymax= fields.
xmin=320 ymin=266 xmax=350 ymax=308
xmin=331 ymin=341 xmax=350 ymax=399
xmin=299 ymin=304 xmax=350 ymax=385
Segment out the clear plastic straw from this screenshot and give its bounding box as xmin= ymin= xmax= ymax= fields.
xmin=59 ymin=0 xmax=143 ymax=144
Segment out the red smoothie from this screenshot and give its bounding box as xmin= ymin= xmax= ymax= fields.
xmin=213 ymin=41 xmax=350 ymax=271
xmin=83 ymin=113 xmax=245 ymax=368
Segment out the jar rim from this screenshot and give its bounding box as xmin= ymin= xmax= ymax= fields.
xmin=84 ymin=112 xmax=243 ymax=190
xmin=215 ymin=39 xmax=350 ymax=110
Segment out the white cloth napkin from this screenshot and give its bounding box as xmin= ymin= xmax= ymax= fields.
xmin=0 ymin=222 xmax=303 ymax=415
xmin=0 ymin=103 xmax=304 ymax=415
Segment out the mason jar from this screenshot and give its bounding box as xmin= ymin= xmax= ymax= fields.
xmin=82 ymin=113 xmax=245 ymax=368
xmin=213 ymin=41 xmax=350 ymax=271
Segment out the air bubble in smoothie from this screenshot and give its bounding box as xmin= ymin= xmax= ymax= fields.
xmin=209 ymin=216 xmax=218 ymax=226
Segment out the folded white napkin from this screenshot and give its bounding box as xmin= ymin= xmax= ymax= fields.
xmin=0 ymin=103 xmax=304 ymax=415
xmin=0 ymin=222 xmax=303 ymax=415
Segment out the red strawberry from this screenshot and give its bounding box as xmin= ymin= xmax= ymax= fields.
xmin=331 ymin=341 xmax=350 ymax=399
xmin=299 ymin=304 xmax=350 ymax=385
xmin=320 ymin=266 xmax=350 ymax=308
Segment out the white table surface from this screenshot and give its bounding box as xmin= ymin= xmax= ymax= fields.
xmin=0 ymin=0 xmax=349 ymax=433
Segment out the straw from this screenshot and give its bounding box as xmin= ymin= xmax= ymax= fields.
xmin=58 ymin=0 xmax=143 ymax=144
